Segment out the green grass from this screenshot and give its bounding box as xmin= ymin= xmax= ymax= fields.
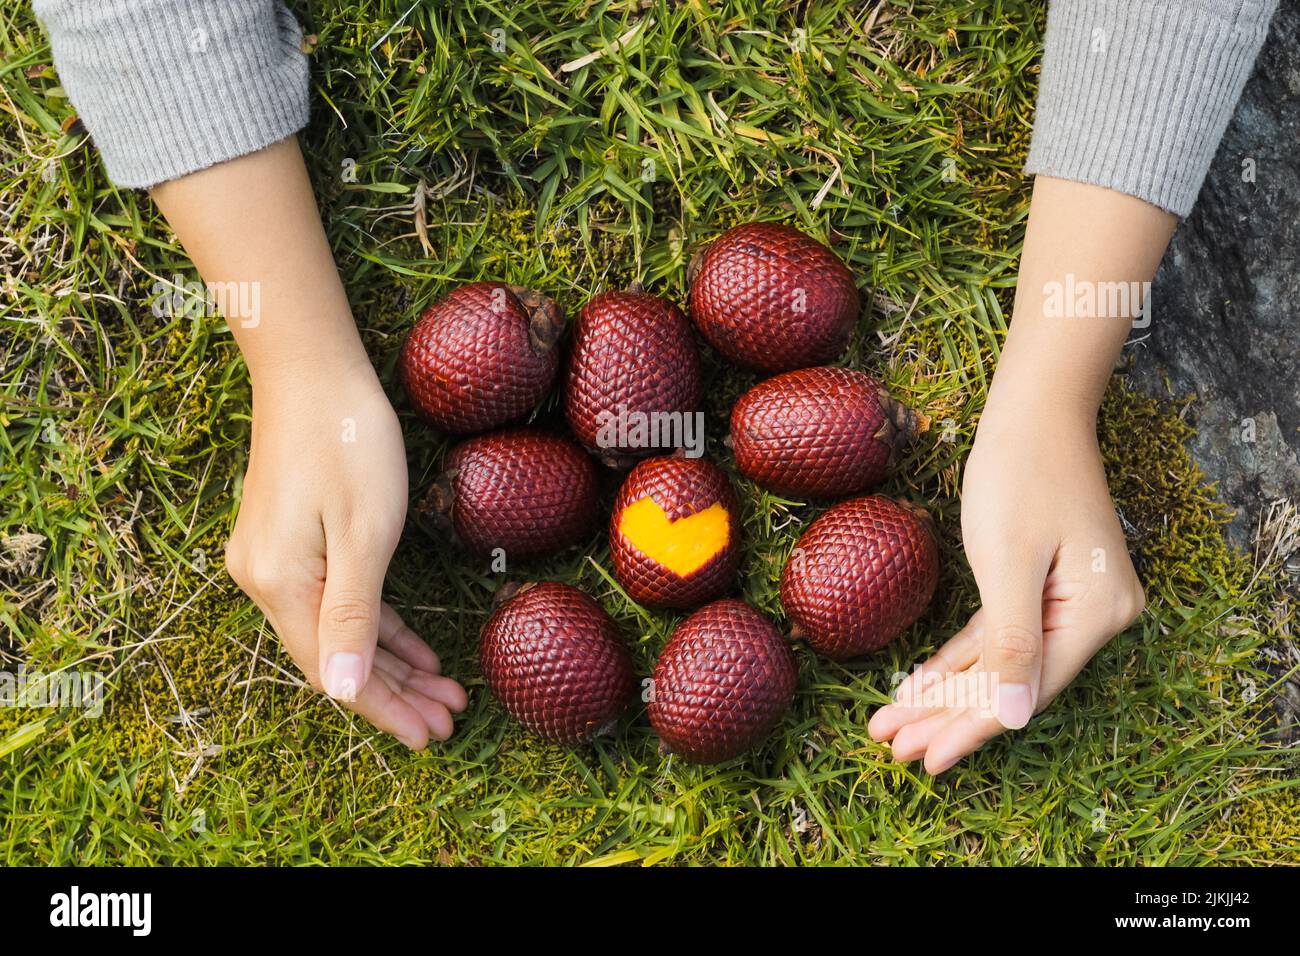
xmin=2 ymin=0 xmax=1296 ymax=865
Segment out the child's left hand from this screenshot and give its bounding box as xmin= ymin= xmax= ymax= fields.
xmin=867 ymin=385 xmax=1145 ymax=774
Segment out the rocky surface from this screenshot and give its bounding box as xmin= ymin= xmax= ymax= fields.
xmin=1124 ymin=0 xmax=1299 ymax=743
xmin=1125 ymin=0 xmax=1300 ymax=554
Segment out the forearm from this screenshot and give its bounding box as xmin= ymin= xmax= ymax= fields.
xmin=1009 ymin=0 xmax=1279 ymax=420
xmin=150 ymin=137 xmax=374 ymax=389
xmin=987 ymin=176 xmax=1176 ymax=430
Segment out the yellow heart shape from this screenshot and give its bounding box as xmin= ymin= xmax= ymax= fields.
xmin=618 ymin=497 xmax=730 ymax=577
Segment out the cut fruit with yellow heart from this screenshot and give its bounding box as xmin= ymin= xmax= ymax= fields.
xmin=616 ymin=497 xmax=731 ymax=577
xmin=609 ymin=455 xmax=741 ymax=610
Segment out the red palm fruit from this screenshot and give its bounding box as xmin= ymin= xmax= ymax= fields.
xmin=400 ymin=281 xmax=564 ymax=434
xmin=687 ymin=222 xmax=859 ymax=373
xmin=728 ymin=367 xmax=921 ymax=498
xmin=479 ymin=582 xmax=635 ymax=745
xmin=780 ymin=496 xmax=939 ymax=660
xmin=609 ymin=456 xmax=740 ymax=609
xmin=414 ymin=430 xmax=598 ymax=560
xmin=563 ymin=288 xmax=701 ymax=467
xmin=648 ymin=599 xmax=797 ymax=764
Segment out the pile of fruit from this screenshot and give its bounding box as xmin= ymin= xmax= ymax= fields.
xmin=400 ymin=222 xmax=939 ymax=764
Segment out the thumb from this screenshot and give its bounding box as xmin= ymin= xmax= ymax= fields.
xmin=975 ymin=554 xmax=1050 ymax=730
xmin=317 ymin=549 xmax=386 ymax=703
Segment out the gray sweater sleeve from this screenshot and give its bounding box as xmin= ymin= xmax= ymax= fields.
xmin=34 ymin=0 xmax=310 ymax=189
xmin=1026 ymin=0 xmax=1279 ymax=217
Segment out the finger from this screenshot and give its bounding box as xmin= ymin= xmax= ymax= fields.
xmin=870 ymin=612 xmax=985 ymax=742
xmin=401 ymin=694 xmax=455 ymax=742
xmin=372 ymin=649 xmax=469 ymax=713
xmin=349 ymin=670 xmax=432 ymax=750
xmin=974 ymin=550 xmax=1052 ymax=730
xmin=922 ymin=706 xmax=1005 ymax=775
xmin=875 ymin=587 xmax=1083 ymax=744
xmin=896 ymin=610 xmax=985 ymax=701
xmin=379 ymin=602 xmax=441 ymax=674
xmin=367 ymin=658 xmax=455 ymax=740
xmin=317 ymin=533 xmax=392 ymax=702
xmin=403 ymin=673 xmax=469 ymax=714
xmin=248 ymin=582 xmax=325 ymax=685
xmin=886 ymin=666 xmax=992 ymax=760
xmin=920 ymin=622 xmax=1095 ymax=774
xmin=888 ymin=611 xmax=985 ymax=708
xmin=910 ymin=569 xmax=1137 ymax=774
xmin=917 ymin=611 xmax=1123 ymax=775
xmin=260 ymin=590 xmax=428 ymax=748
xmin=871 ymin=663 xmax=986 ymax=743
xmin=921 ymin=625 xmax=1111 ymax=775
xmin=891 ymin=707 xmax=963 ymax=763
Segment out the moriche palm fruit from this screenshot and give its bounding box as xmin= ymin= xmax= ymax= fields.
xmin=648 ymin=599 xmax=797 ymax=763
xmin=479 ymin=582 xmax=635 ymax=745
xmin=728 ymin=367 xmax=921 ymax=499
xmin=400 ymin=281 xmax=564 ymax=434
xmin=563 ymin=287 xmax=701 ymax=468
xmin=416 ymin=429 xmax=598 ymax=560
xmin=780 ymin=495 xmax=939 ymax=660
xmin=609 ymin=455 xmax=740 ymax=609
xmin=688 ymin=222 xmax=859 ymax=373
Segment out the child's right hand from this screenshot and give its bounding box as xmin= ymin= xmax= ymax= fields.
xmin=223 ymin=357 xmax=468 ymax=749
xmin=146 ymin=140 xmax=469 ymax=751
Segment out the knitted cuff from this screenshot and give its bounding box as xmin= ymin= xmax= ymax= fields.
xmin=1025 ymin=0 xmax=1278 ymax=216
xmin=35 ymin=0 xmax=311 ymax=189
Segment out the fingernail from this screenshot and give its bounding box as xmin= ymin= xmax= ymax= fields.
xmin=399 ymin=734 xmax=425 ymax=751
xmin=323 ymin=653 xmax=364 ymax=701
xmin=995 ymin=683 xmax=1034 ymax=729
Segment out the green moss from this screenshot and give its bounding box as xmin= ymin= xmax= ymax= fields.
xmin=1202 ymin=784 xmax=1300 ymax=860
xmin=1099 ymin=382 xmax=1245 ymax=594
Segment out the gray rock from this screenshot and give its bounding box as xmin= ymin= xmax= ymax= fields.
xmin=1125 ymin=0 xmax=1300 ymax=553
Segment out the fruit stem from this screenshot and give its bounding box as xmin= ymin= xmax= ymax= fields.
xmin=874 ymin=390 xmax=928 ymax=464
xmin=490 ymin=581 xmax=527 ymax=609
xmin=412 ymin=470 xmax=457 ymax=540
xmin=686 ymin=248 xmax=706 ymax=286
xmin=598 ymin=451 xmax=639 ymax=470
xmin=509 ymin=285 xmax=565 ymax=357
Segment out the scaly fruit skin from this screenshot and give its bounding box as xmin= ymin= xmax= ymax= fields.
xmin=729 ymin=367 xmax=919 ymax=498
xmin=688 ymin=222 xmax=859 ymax=373
xmin=416 ymin=430 xmax=598 ymax=559
xmin=609 ymin=456 xmax=740 ymax=609
xmin=400 ymin=281 xmax=564 ymax=434
xmin=479 ymin=582 xmax=635 ymax=745
xmin=648 ymin=599 xmax=797 ymax=764
xmin=564 ymin=288 xmax=701 ymax=465
xmin=781 ymin=496 xmax=938 ymax=660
